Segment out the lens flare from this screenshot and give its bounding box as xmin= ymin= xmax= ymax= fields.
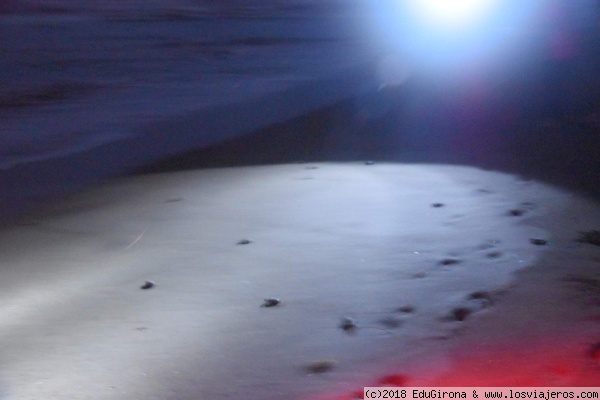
xmin=407 ymin=0 xmax=498 ymax=28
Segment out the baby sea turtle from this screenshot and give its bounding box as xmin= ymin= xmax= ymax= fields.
xmin=439 ymin=258 xmax=461 ymax=266
xmin=340 ymin=317 xmax=357 ymax=332
xmin=396 ymin=305 xmax=415 ymax=314
xmin=379 ymin=316 xmax=402 ymax=329
xmin=140 ymin=281 xmax=155 ymax=290
xmin=529 ymin=238 xmax=548 ymax=246
xmin=261 ymin=298 xmax=281 ymax=308
xmin=451 ymin=307 xmax=472 ymax=321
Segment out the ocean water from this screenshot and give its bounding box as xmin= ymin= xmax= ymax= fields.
xmin=2 ymin=0 xmax=599 ymax=220
xmin=0 ymin=1 xmax=380 ymax=219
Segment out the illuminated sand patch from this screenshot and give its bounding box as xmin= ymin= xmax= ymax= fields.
xmin=0 ymin=163 xmax=598 ymax=399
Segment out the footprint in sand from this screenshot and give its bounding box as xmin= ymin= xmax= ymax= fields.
xmin=379 ymin=316 xmax=403 ymax=329
xmin=468 ymin=291 xmax=493 ymax=308
xmin=444 ymin=291 xmax=493 ymax=322
xmin=508 ymin=202 xmax=536 ymax=217
xmin=486 ymin=251 xmax=502 ymax=259
xmin=476 ymin=241 xmax=503 ymax=259
xmin=378 ymin=306 xmax=416 ymax=329
xmin=304 ymin=359 xmax=337 ymax=374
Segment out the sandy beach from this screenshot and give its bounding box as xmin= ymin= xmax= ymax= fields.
xmin=1 ymin=1 xmax=599 ymax=398
xmin=0 ymin=160 xmax=598 ymax=399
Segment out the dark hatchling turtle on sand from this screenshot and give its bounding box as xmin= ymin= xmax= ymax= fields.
xmin=340 ymin=317 xmax=357 ymax=332
xmin=140 ymin=281 xmax=155 ymax=290
xmin=530 ymin=238 xmax=548 ymax=246
xmin=261 ymin=298 xmax=281 ymax=308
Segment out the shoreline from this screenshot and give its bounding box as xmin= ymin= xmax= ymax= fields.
xmin=0 ymin=162 xmax=598 ymax=399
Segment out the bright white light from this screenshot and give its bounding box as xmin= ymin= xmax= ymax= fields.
xmin=407 ymin=0 xmax=498 ymax=29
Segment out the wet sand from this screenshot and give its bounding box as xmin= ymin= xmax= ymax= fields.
xmin=1 ymin=161 xmax=599 ymax=399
